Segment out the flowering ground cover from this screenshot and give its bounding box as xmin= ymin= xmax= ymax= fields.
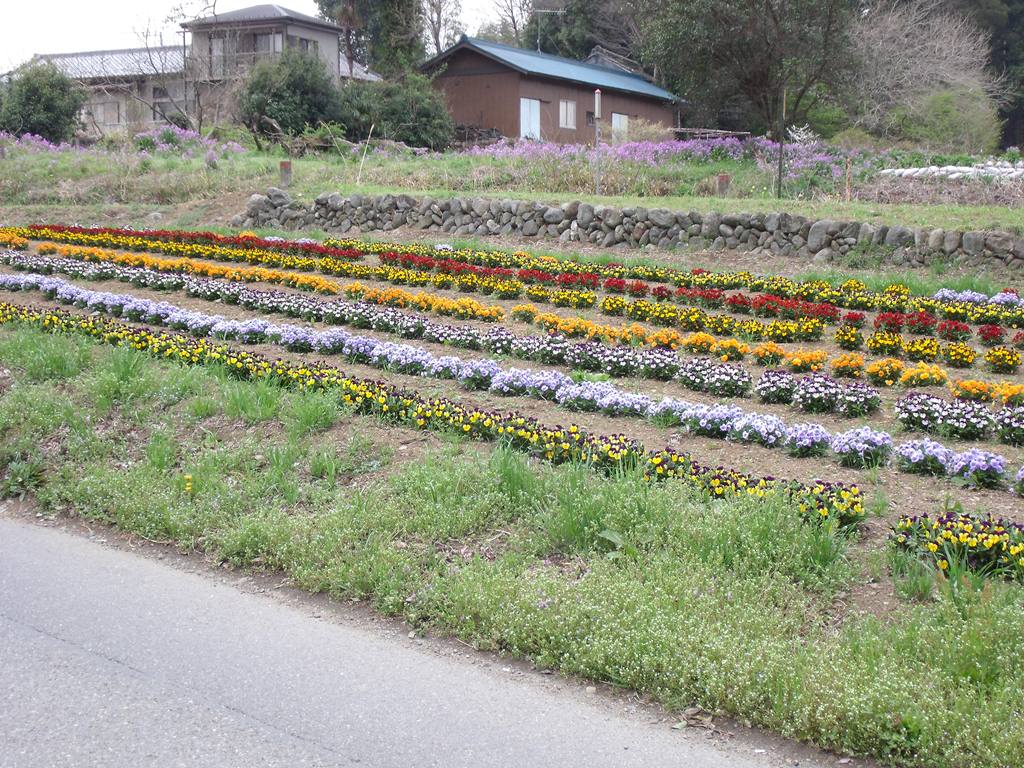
xmin=2 ymin=226 xmax=1024 ymax=768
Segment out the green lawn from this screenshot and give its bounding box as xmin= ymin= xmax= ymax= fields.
xmin=3 ymin=147 xmax=1024 ymax=232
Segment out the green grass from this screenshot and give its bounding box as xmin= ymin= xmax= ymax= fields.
xmin=4 ymin=146 xmax=1024 ymax=232
xmin=1 ymin=323 xmax=1023 ymax=767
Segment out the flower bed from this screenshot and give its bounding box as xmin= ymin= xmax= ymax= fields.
xmin=0 ymin=299 xmax=867 ymax=526
xmin=15 ymin=225 xmax=1024 ymax=329
xmin=6 ymin=269 xmax=1022 ymax=496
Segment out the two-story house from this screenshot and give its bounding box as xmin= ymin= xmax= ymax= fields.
xmin=28 ymin=4 xmax=376 ymax=135
xmin=180 ymin=4 xmax=347 ymax=126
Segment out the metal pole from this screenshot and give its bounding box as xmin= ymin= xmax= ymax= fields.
xmin=594 ymin=89 xmax=602 ymax=196
xmin=776 ymin=88 xmax=785 ymax=199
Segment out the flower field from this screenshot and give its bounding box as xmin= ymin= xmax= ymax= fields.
xmin=4 ymin=221 xmax=1024 ymax=767
xmin=2 ymin=224 xmax=1024 ymax=512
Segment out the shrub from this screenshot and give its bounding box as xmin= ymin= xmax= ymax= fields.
xmin=0 ymin=63 xmax=87 ymax=142
xmin=336 ymin=73 xmax=453 ymax=150
xmin=890 ymin=87 xmax=1002 ymax=154
xmin=239 ymin=50 xmax=342 ymax=135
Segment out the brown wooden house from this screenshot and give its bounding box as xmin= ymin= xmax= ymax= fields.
xmin=423 ymin=36 xmax=681 ymax=144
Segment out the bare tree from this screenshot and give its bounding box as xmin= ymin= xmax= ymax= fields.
xmin=333 ymin=0 xmax=365 ymax=80
xmin=423 ymin=0 xmax=463 ymax=55
xmin=846 ymin=0 xmax=1005 ymax=134
xmin=493 ymin=0 xmax=532 ymax=47
xmin=589 ymin=0 xmax=642 ymax=59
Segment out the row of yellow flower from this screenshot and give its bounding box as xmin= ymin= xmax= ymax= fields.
xmin=18 ymin=226 xmax=362 ymax=272
xmin=892 ymin=513 xmax=1024 ymax=580
xmin=0 ymin=300 xmax=865 ymax=525
xmin=344 ymin=283 xmax=506 ymax=322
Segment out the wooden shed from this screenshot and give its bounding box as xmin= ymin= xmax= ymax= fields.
xmin=422 ymin=36 xmax=680 ymax=144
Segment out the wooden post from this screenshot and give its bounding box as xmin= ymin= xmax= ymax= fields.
xmin=279 ymin=160 xmax=292 ymax=188
xmin=776 ymin=89 xmax=786 ymax=199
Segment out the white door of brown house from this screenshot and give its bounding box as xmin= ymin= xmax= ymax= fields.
xmin=520 ymin=98 xmax=540 ymax=140
xmin=611 ymin=112 xmax=629 ymax=138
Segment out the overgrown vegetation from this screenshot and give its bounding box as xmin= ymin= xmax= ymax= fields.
xmin=335 ymin=73 xmax=454 ymax=149
xmin=239 ymin=50 xmax=452 ymax=149
xmin=1 ymin=323 xmax=1023 ymax=768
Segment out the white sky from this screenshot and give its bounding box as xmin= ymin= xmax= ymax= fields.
xmin=0 ymin=0 xmax=495 ymax=72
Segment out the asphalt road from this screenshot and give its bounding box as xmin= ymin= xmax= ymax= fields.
xmin=0 ymin=515 xmax=824 ymax=768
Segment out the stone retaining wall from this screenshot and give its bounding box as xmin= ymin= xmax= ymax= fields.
xmin=233 ymin=188 xmax=1024 ymax=269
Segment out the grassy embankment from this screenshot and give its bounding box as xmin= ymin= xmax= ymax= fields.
xmin=1 ymin=323 xmax=1022 ymax=768
xmin=3 ymin=148 xmax=1024 ymax=232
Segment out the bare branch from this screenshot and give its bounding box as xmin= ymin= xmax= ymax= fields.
xmin=846 ymin=0 xmax=1006 ymax=134
xmin=492 ymin=0 xmax=532 ymax=47
xmin=422 ymin=0 xmax=463 ymax=55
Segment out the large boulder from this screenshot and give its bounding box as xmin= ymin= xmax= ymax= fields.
xmin=266 ymin=187 xmax=291 ymax=208
xmin=577 ymin=203 xmax=595 ymax=228
xmin=806 ymin=219 xmax=832 ymax=252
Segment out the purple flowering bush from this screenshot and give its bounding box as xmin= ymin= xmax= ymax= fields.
xmin=948 ymin=449 xmax=1007 ymax=489
xmin=895 ymin=439 xmax=955 ymax=476
xmin=831 ymin=427 xmax=893 ymax=468
xmin=785 ymin=423 xmax=832 ymax=457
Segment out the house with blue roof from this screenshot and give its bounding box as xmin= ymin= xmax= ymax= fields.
xmin=423 ymin=35 xmax=681 ymax=144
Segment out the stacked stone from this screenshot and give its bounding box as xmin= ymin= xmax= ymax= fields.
xmin=233 ymin=188 xmax=1024 ymax=269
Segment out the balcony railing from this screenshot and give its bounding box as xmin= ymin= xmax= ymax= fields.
xmin=188 ymin=50 xmax=282 ymax=81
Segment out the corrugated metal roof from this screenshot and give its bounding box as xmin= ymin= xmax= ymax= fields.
xmin=33 ymin=47 xmax=184 ymax=80
xmin=339 ymin=57 xmax=381 ymax=82
xmin=429 ymin=36 xmax=679 ymax=102
xmin=184 ymin=4 xmax=340 ymax=31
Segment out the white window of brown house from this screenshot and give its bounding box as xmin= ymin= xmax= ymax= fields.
xmin=559 ymin=99 xmax=576 ymax=130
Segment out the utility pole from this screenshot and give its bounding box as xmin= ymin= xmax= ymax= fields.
xmin=594 ymin=89 xmax=602 ymax=195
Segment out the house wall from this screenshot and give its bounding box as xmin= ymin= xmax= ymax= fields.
xmin=284 ymin=23 xmax=339 ymax=77
xmin=429 ymin=49 xmax=522 ymax=137
xmin=80 ymin=75 xmax=186 ymax=135
xmin=518 ymin=75 xmax=676 ymax=143
xmin=429 ymin=48 xmax=676 ymax=144
xmin=189 ymin=23 xmax=340 ymax=82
